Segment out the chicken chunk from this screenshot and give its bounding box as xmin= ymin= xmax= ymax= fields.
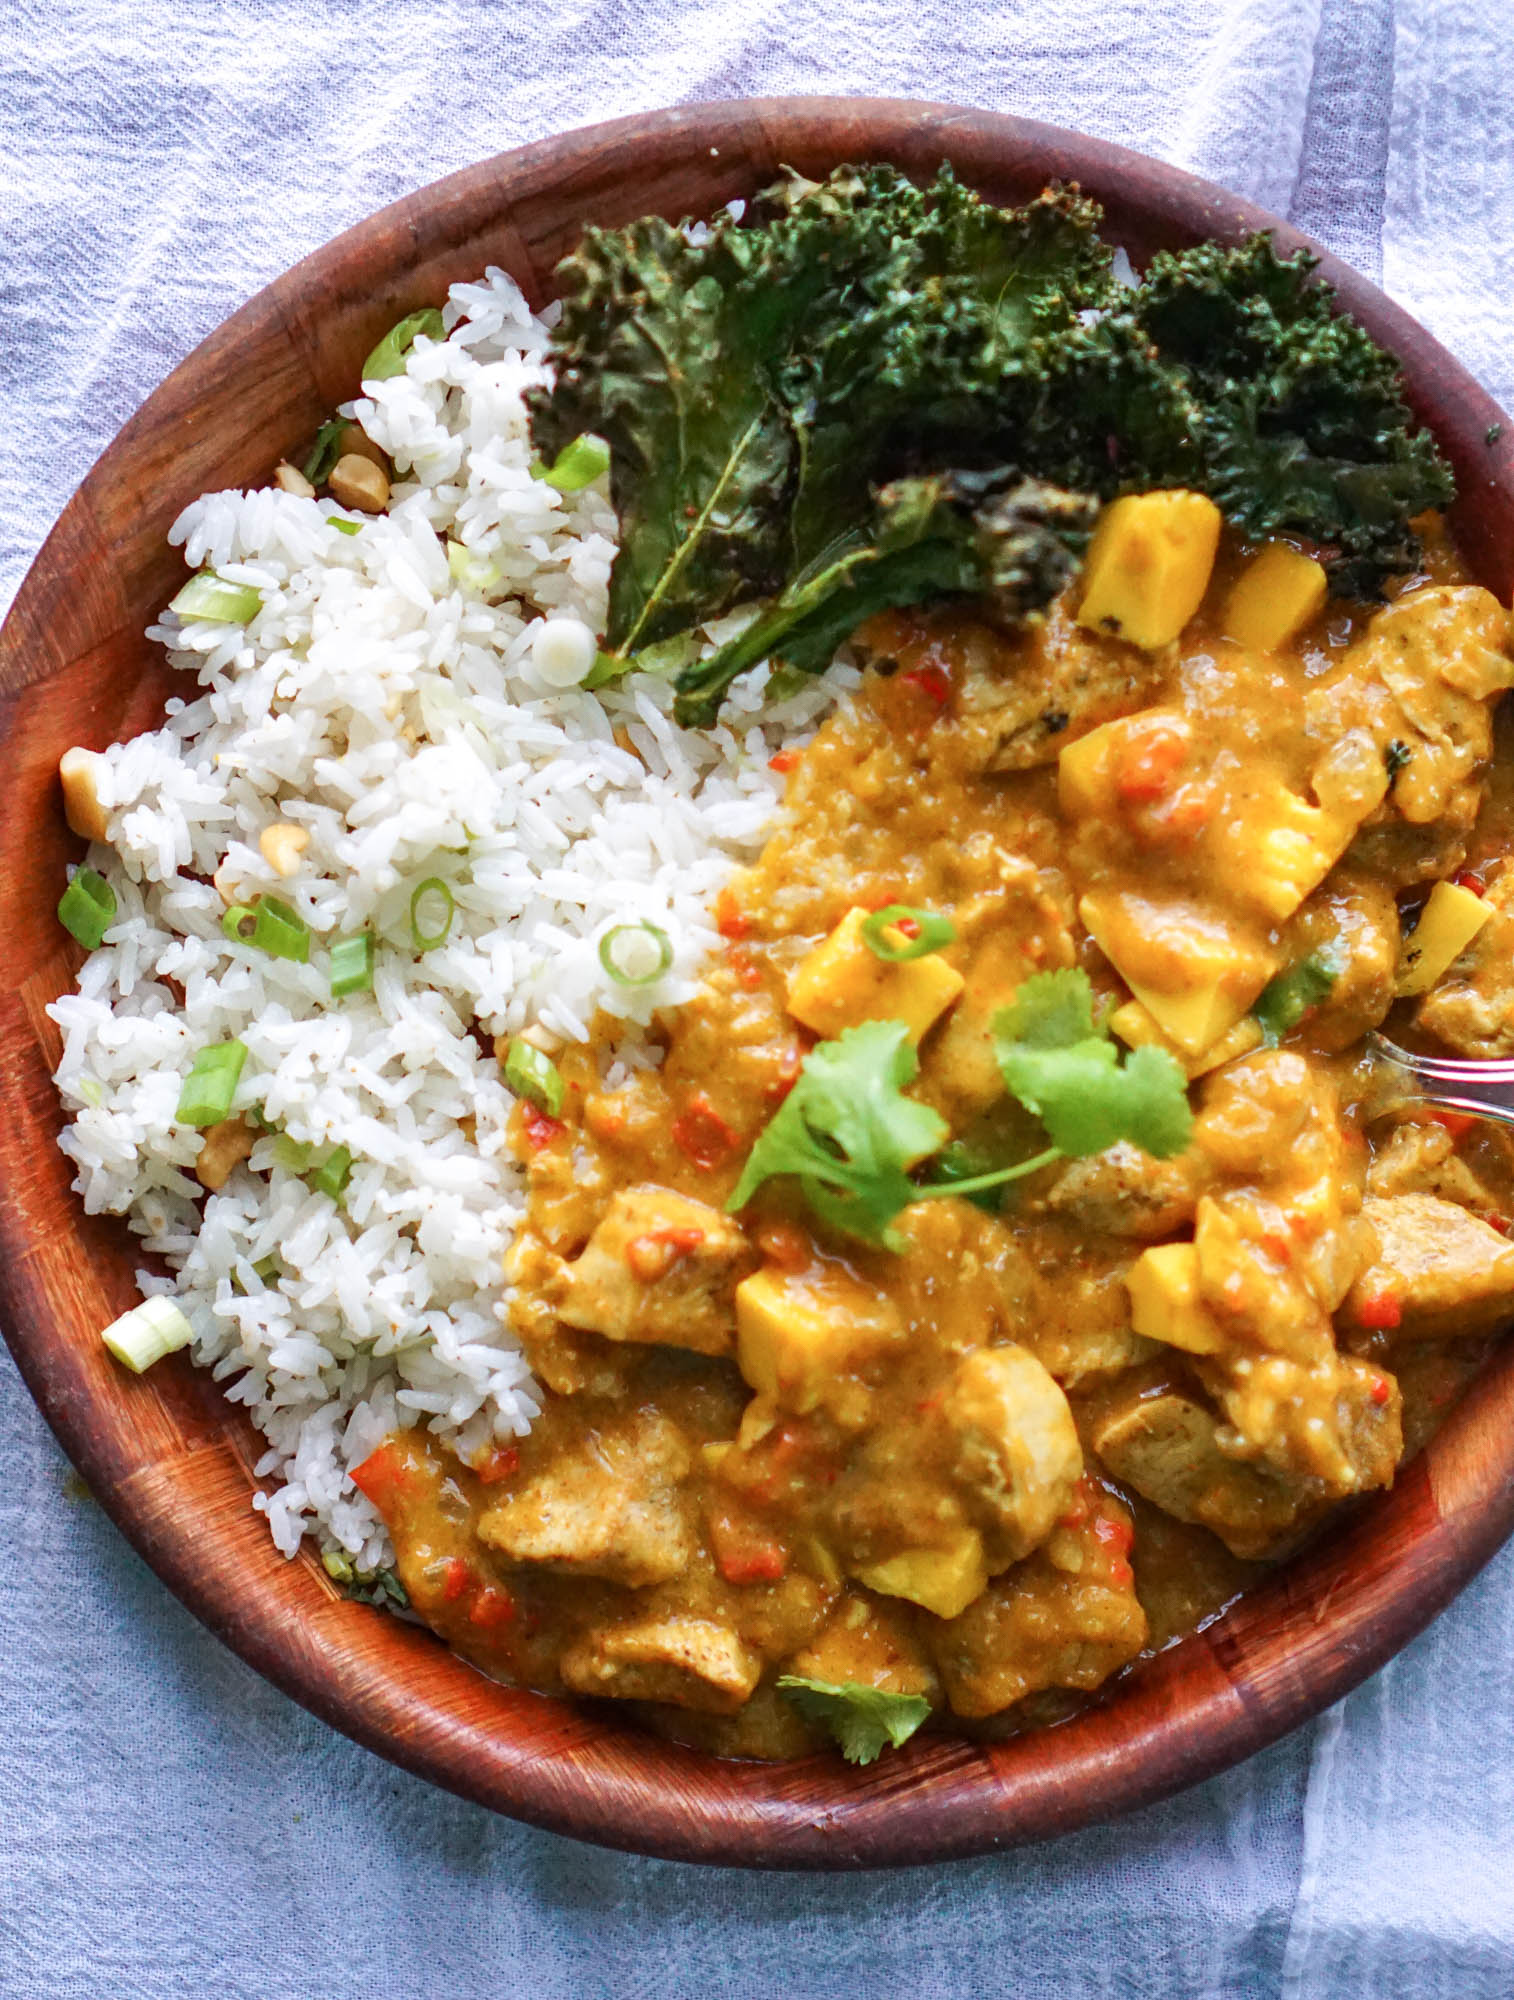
xmin=477 ymin=1409 xmax=694 ymax=1588
xmin=1310 ymin=584 xmax=1514 ymax=887
xmin=1343 ymin=1194 xmax=1514 ymax=1339
xmin=1367 ymin=1119 xmax=1504 ymax=1213
xmin=553 ymin=1184 xmax=757 ymax=1357
xmin=1277 ymin=876 xmax=1401 ymax=1053
xmin=930 ymin=1484 xmax=1148 ymax=1717
xmin=1089 ymin=1387 xmax=1325 ymax=1560
xmin=1035 ymin=1140 xmax=1201 ymax=1240
xmin=559 ymin=1615 xmax=762 ymax=1715
xmin=829 ymin=1344 xmax=1083 ymax=1618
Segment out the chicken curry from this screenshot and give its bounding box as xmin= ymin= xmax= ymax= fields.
xmin=354 ymin=494 xmax=1514 ymax=1760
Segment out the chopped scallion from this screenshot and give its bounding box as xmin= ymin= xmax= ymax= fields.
xmin=504 ymin=1036 xmax=565 ymax=1116
xmin=531 ymin=432 xmax=611 ymax=492
xmin=251 ymin=1253 xmax=282 ymax=1284
xmin=409 ymin=878 xmax=455 ymax=953
xmin=272 ymin=1134 xmax=314 ymax=1174
xmin=329 ymin=515 xmax=363 ymax=537
xmin=57 ymin=866 xmax=116 ymax=949
xmin=329 ymin=932 xmax=374 ymax=997
xmin=222 ymin=896 xmax=310 ymax=963
xmin=308 ymin=1145 xmax=353 ymax=1203
xmin=598 ymin=920 xmax=674 ymax=987
xmin=102 ymin=1293 xmax=194 ymax=1373
xmin=170 ymin=571 xmax=262 ymax=624
xmin=176 ymin=1040 xmax=248 ymax=1127
xmin=446 ymin=540 xmax=499 ymax=590
xmin=321 ymin=1547 xmax=356 ymax=1583
xmin=861 ymin=905 xmax=956 ymax=962
xmin=303 ymin=416 xmax=347 ymax=485
xmin=584 ymin=630 xmax=699 ymax=690
xmin=362 ymin=307 xmax=446 ymax=383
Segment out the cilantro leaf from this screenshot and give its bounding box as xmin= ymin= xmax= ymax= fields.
xmin=727 ymin=1020 xmax=948 ymax=1250
xmin=777 ymin=1675 xmax=931 ymax=1764
xmin=993 ymin=970 xmax=1193 ymax=1159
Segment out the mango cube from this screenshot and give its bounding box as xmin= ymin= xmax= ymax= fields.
xmin=1076 ymin=491 xmax=1223 ymax=651
xmin=853 ymin=1529 xmax=989 ymax=1620
xmin=1078 ymin=891 xmax=1275 ymax=1057
xmin=787 ymin=905 xmax=964 ymax=1044
xmin=1397 ymin=880 xmax=1493 ymax=996
xmin=1108 ymin=998 xmax=1263 ymax=1077
xmin=1223 ymin=542 xmax=1329 ymax=652
xmin=1126 ymin=1242 xmax=1228 ymax=1356
xmin=734 ymin=1266 xmax=902 ymax=1416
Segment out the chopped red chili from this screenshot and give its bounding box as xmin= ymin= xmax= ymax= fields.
xmin=349 ymin=1440 xmax=409 ymax=1510
xmin=441 ymin=1557 xmax=472 ymax=1602
xmin=522 ymin=1105 xmax=565 ymax=1150
xmin=1370 ymin=1375 xmax=1393 ymax=1406
xmin=671 ymin=1094 xmax=738 ymax=1169
xmin=900 ymin=662 xmax=953 ymax=710
xmin=768 ymin=748 xmax=801 ymax=774
xmin=474 ymin=1445 xmax=520 ymax=1485
xmin=467 ymin=1586 xmax=516 ymax=1630
xmin=1453 ymin=867 xmax=1487 ymax=895
xmin=713 ymin=887 xmax=750 ymax=940
xmin=1355 ymin=1292 xmax=1403 ymax=1331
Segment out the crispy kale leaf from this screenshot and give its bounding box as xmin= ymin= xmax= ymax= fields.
xmin=530 ymin=167 xmax=1114 ymax=677
xmin=993 ymin=970 xmax=1194 ymax=1158
xmin=777 ymin=1675 xmax=931 ymax=1764
xmin=532 ymin=169 xmax=1453 ymax=721
xmin=674 ymin=471 xmax=1097 ymax=728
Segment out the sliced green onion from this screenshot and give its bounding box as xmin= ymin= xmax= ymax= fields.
xmin=329 ymin=516 xmax=363 ymax=537
xmin=362 ymin=307 xmax=446 ymax=382
xmin=531 ymin=433 xmax=611 ymax=492
xmin=102 ymin=1293 xmax=194 ymax=1374
xmin=329 ymin=933 xmax=375 ymax=997
xmin=58 ymin=866 xmax=116 ymax=949
xmin=321 ymin=1547 xmax=356 ymax=1584
xmin=598 ymin=921 xmax=674 ymax=987
xmin=251 ymin=1253 xmax=282 ymax=1284
xmin=308 ymin=1145 xmax=353 ymax=1203
xmin=861 ymin=905 xmax=957 ymax=962
xmin=504 ymin=1036 xmax=565 ymax=1116
xmin=272 ymin=1133 xmax=314 ymax=1174
xmin=409 ymin=877 xmax=455 ymax=953
xmin=222 ymin=896 xmax=310 ymax=963
xmin=585 ymin=630 xmax=699 ymax=690
xmin=176 ymin=1040 xmax=248 ymax=1127
xmin=170 ymin=571 xmax=262 ymax=624
xmin=446 ymin=540 xmax=499 ymax=590
xmin=303 ymin=416 xmax=347 ymax=485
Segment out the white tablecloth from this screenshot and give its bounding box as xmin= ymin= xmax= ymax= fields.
xmin=3 ymin=3 xmax=1513 ymax=1993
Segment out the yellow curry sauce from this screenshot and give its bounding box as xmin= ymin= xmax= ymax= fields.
xmin=355 ymin=506 xmax=1514 ymax=1760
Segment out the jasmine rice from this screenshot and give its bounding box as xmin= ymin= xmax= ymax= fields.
xmin=47 ymin=269 xmax=852 ymax=1573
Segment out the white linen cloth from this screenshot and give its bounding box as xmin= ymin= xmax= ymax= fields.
xmin=3 ymin=2 xmax=1513 ymax=1993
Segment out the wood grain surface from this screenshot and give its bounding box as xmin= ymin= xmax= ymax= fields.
xmin=3 ymin=99 xmax=1513 ymax=1870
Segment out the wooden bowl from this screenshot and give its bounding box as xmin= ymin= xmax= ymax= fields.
xmin=4 ymin=98 xmax=1513 ymax=1870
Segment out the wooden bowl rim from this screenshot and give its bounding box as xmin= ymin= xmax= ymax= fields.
xmin=5 ymin=96 xmax=1514 ymax=1870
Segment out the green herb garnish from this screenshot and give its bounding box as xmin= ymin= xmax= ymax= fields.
xmin=992 ymin=970 xmax=1195 ymax=1159
xmin=176 ymin=1040 xmax=248 ymax=1127
xmin=57 ymin=866 xmax=116 ymax=950
xmin=598 ymin=920 xmax=673 ymax=987
xmin=328 ymin=933 xmax=374 ymax=997
xmin=1252 ymin=949 xmax=1342 ymax=1047
xmin=777 ymin=1675 xmax=931 ymax=1765
xmin=531 ymin=433 xmax=611 ymax=491
xmin=860 ymin=905 xmax=956 ymax=962
xmin=342 ymin=1565 xmax=409 ymax=1609
xmin=170 ymin=572 xmax=262 ymax=625
xmin=308 ymin=1145 xmax=353 ymax=1204
xmin=222 ymin=896 xmax=310 ymax=963
xmin=362 ymin=308 xmax=446 ymax=383
xmin=503 ymin=1037 xmax=565 ymax=1116
xmin=303 ymin=417 xmax=348 ymax=486
xmin=409 ymin=878 xmax=455 ymax=953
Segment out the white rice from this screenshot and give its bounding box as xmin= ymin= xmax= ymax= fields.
xmin=48 ymin=269 xmax=854 ymax=1571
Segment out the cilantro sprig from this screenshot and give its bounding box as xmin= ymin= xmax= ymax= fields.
xmin=727 ymin=1021 xmax=949 ymax=1250
xmin=993 ymin=970 xmax=1195 ymax=1157
xmin=727 ymin=971 xmax=1193 ymax=1251
xmin=777 ymin=1675 xmax=931 ymax=1765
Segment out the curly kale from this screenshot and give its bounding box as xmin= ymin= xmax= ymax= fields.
xmin=529 ymin=166 xmax=1454 ymax=722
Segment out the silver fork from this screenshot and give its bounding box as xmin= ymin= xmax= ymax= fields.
xmin=1369 ymin=1033 xmax=1514 ymax=1130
